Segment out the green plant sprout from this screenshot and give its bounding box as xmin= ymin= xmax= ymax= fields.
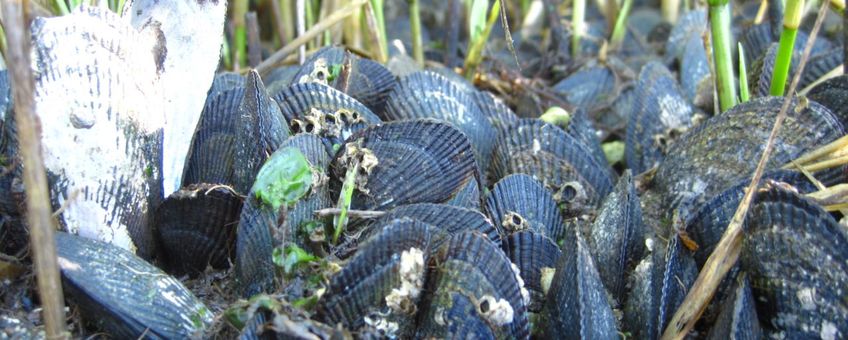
xmin=409 ymin=0 xmax=425 ymax=66
xmin=738 ymin=42 xmax=750 ymax=102
xmin=770 ymin=0 xmax=804 ymax=96
xmin=572 ymin=0 xmax=586 ymax=57
xmin=463 ymin=0 xmax=501 ymax=79
xmin=610 ymin=0 xmax=634 ymax=48
xmin=708 ymin=0 xmax=738 ymax=111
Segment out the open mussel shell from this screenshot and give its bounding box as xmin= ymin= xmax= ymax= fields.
xmin=623 ymin=236 xmax=698 ymax=340
xmin=318 ymin=218 xmax=431 ymax=338
xmin=330 ymin=119 xmax=480 ymax=211
xmin=371 ymin=203 xmax=500 ymax=249
xmin=538 ymin=230 xmax=618 ymax=339
xmin=684 ymin=169 xmax=818 ymax=266
xmin=587 ymin=170 xmax=645 ymax=306
xmin=653 ymin=96 xmax=844 ymax=214
xmin=705 ymin=274 xmax=762 ymax=340
xmin=471 ymin=90 xmax=519 ymax=133
xmin=552 ymin=63 xmax=617 ymax=113
xmin=490 ymin=119 xmax=614 ymax=212
xmin=625 ymin=61 xmax=695 ymax=174
xmin=234 ymin=70 xmax=290 ymax=194
xmin=154 ymin=183 xmax=242 ymax=277
xmin=56 ymin=232 xmax=212 ymax=338
xmin=807 ymin=75 xmax=848 ymax=127
xmin=32 ymin=6 xmax=164 ymax=258
xmin=504 ymin=231 xmax=561 ymax=313
xmin=742 ymin=187 xmax=848 ymax=338
xmin=383 ymin=71 xmax=497 ymax=172
xmin=416 ymin=231 xmax=530 ymax=339
xmin=182 ymin=87 xmax=243 ymax=187
xmin=485 ymin=174 xmax=564 ymax=241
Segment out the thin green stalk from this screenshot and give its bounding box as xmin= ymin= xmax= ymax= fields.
xmin=233 ymin=0 xmax=248 ymax=69
xmin=662 ymin=0 xmax=680 ymax=23
xmin=463 ymin=0 xmax=501 ymax=79
xmin=115 ymin=0 xmax=126 ymax=13
xmin=54 ymin=0 xmax=70 ymax=15
xmin=610 ymin=0 xmax=633 ymax=48
xmin=305 ymin=0 xmax=316 ymax=50
xmin=738 ymin=42 xmax=750 ymax=102
xmin=221 ymin=33 xmax=232 ymax=70
xmin=409 ymin=0 xmax=424 ymax=66
xmin=333 ymin=161 xmax=359 ymax=244
xmin=281 ymin=0 xmax=295 ymax=43
xmin=770 ymin=0 xmax=804 ymax=96
xmin=0 ymin=24 xmax=6 ymax=60
xmin=369 ymin=0 xmax=387 ymax=59
xmin=708 ymin=0 xmax=738 ymax=111
xmin=520 ymin=0 xmax=531 ymax=16
xmin=572 ymin=0 xmax=585 ymax=57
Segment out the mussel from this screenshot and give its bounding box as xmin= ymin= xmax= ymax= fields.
xmin=56 ymin=232 xmax=212 ymax=338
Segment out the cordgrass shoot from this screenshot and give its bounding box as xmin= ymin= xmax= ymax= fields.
xmin=707 ymin=0 xmax=738 ymax=111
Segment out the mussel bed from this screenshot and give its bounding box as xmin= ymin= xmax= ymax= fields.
xmin=1 ymin=1 xmax=847 ymax=339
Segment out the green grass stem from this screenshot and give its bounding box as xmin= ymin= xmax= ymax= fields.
xmin=409 ymin=0 xmax=424 ymax=66
xmin=572 ymin=0 xmax=585 ymax=57
xmin=662 ymin=0 xmax=680 ymax=23
xmin=463 ymin=0 xmax=501 ymax=79
xmin=770 ymin=0 xmax=804 ymax=96
xmin=610 ymin=0 xmax=633 ymax=48
xmin=333 ymin=160 xmax=358 ymax=244
xmin=54 ymin=0 xmax=70 ymax=15
xmin=369 ymin=0 xmax=388 ymax=60
xmin=738 ymin=42 xmax=750 ymax=102
xmin=305 ymin=0 xmax=316 ymax=49
xmin=233 ymin=0 xmax=248 ymax=69
xmin=708 ymin=0 xmax=738 ymax=111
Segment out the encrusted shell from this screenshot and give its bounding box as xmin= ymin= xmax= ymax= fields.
xmin=742 ymin=187 xmax=848 ymax=339
xmin=318 ymin=218 xmax=432 ymax=338
xmin=330 ymin=119 xmax=480 ymax=211
xmin=653 ymin=96 xmax=844 ymax=213
xmin=485 ymin=173 xmax=564 ymax=241
xmin=416 ymin=232 xmax=530 ymax=339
